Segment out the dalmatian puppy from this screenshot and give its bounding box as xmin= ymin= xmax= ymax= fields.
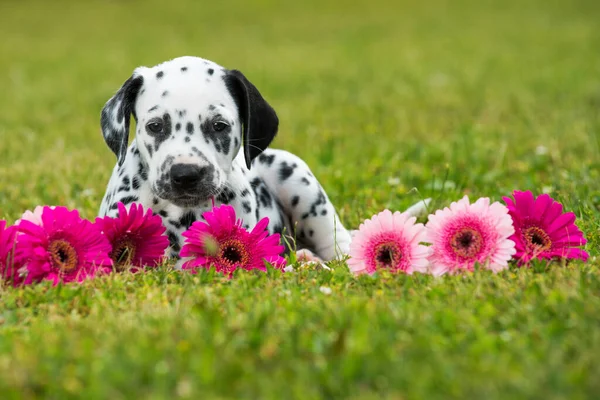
xmin=98 ymin=56 xmax=351 ymax=262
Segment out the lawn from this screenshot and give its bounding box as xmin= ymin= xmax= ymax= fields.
xmin=1 ymin=0 xmax=600 ymax=398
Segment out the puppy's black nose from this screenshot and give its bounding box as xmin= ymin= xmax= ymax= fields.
xmin=170 ymin=164 xmax=207 ymax=190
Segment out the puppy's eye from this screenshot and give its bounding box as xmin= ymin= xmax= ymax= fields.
xmin=146 ymin=119 xmax=164 ymax=134
xmin=212 ymin=121 xmax=229 ymax=132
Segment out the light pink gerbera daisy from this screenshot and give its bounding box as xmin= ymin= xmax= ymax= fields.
xmin=425 ymin=196 xmax=516 ymax=275
xmin=502 ymin=190 xmax=588 ymax=265
xmin=95 ymin=202 xmax=169 ymax=272
xmin=180 ymin=204 xmax=286 ymax=277
xmin=348 ymin=209 xmax=430 ymax=275
xmin=17 ymin=205 xmax=56 ymax=226
xmin=16 ymin=206 xmax=113 ymax=285
xmin=0 ymin=220 xmax=22 ymax=285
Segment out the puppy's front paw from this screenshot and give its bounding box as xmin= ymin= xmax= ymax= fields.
xmin=296 ymin=248 xmax=323 ymax=263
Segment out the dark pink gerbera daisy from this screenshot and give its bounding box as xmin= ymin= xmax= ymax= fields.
xmin=95 ymin=202 xmax=169 ymax=272
xmin=502 ymin=190 xmax=588 ymax=265
xmin=17 ymin=206 xmax=113 ymax=285
xmin=0 ymin=220 xmax=22 ymax=285
xmin=180 ymin=204 xmax=286 ymax=277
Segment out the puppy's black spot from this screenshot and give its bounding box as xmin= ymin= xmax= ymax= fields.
xmin=242 ymin=201 xmax=252 ymax=213
xmin=153 ymin=197 xmax=159 ymax=205
xmin=186 ymin=122 xmax=194 ymax=134
xmin=123 ymin=177 xmax=130 ymax=185
xmin=178 ymin=110 xmax=186 ymax=118
xmin=291 ymin=196 xmax=300 ymax=207
xmin=301 ymin=212 xmax=310 ymax=220
xmin=234 ymin=137 xmax=239 ymax=149
xmin=309 ymin=229 xmax=314 ymax=237
xmin=162 ymin=91 xmax=169 ymax=97
xmin=301 ymin=177 xmax=310 ymax=185
xmin=279 ymin=162 xmax=297 ymax=181
xmin=179 ymin=211 xmax=196 ymax=230
xmin=185 ymin=136 xmax=190 ymax=143
xmin=181 ymin=66 xmax=188 ymax=72
xmin=217 ymin=187 xmax=236 ymax=204
xmin=148 ymin=105 xmax=159 ymax=112
xmin=273 ymin=224 xmax=283 ymax=235
xmin=159 ymin=210 xmax=169 ymax=218
xmin=110 ymin=203 xmax=118 ymax=210
xmin=240 ymin=189 xmax=250 ymax=197
xmin=251 ymin=177 xmax=273 ymax=209
xmin=156 ymin=71 xmax=164 ymax=79
xmin=208 ymin=105 xmax=216 ymax=111
xmin=120 ymin=195 xmax=139 ymax=206
xmin=169 ymin=219 xmax=182 ymax=229
xmin=132 ymin=176 xmax=141 ymax=190
xmin=207 ymin=68 xmax=214 ymax=75
xmin=307 ymin=190 xmax=327 ymax=217
xmin=258 ymin=154 xmax=275 ymax=166
xmin=145 ymin=143 xmax=154 ymax=157
xmin=175 ymin=123 xmax=181 ymax=131
xmin=167 ymin=231 xmax=181 ymax=252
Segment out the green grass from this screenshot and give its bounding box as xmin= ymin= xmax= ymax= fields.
xmin=1 ymin=0 xmax=599 ymax=398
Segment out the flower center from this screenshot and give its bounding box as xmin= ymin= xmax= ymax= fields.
xmin=450 ymin=228 xmax=483 ymax=258
xmin=218 ymin=238 xmax=249 ymax=267
xmin=374 ymin=242 xmax=401 ymax=269
xmin=110 ymin=236 xmax=136 ymax=271
xmin=48 ymin=239 xmax=78 ymax=273
xmin=524 ymin=226 xmax=552 ymax=252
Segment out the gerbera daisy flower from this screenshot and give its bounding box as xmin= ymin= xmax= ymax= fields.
xmin=180 ymin=204 xmax=286 ymax=277
xmin=0 ymin=220 xmax=21 ymax=285
xmin=17 ymin=205 xmax=55 ymax=226
xmin=16 ymin=206 xmax=112 ymax=285
xmin=347 ymin=209 xmax=430 ymax=275
xmin=502 ymin=190 xmax=588 ymax=264
xmin=95 ymin=202 xmax=169 ymax=272
xmin=425 ymin=196 xmax=516 ymax=275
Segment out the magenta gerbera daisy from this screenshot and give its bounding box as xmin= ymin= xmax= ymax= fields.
xmin=180 ymin=204 xmax=286 ymax=277
xmin=0 ymin=220 xmax=21 ymax=285
xmin=425 ymin=196 xmax=516 ymax=275
xmin=95 ymin=202 xmax=169 ymax=272
xmin=16 ymin=206 xmax=113 ymax=285
xmin=348 ymin=209 xmax=430 ymax=275
xmin=502 ymin=190 xmax=588 ymax=265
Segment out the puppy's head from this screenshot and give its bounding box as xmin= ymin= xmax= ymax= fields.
xmin=100 ymin=56 xmax=278 ymax=207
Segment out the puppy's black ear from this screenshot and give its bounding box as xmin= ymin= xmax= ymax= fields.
xmin=224 ymin=70 xmax=279 ymax=169
xmin=100 ymin=74 xmax=144 ymax=166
